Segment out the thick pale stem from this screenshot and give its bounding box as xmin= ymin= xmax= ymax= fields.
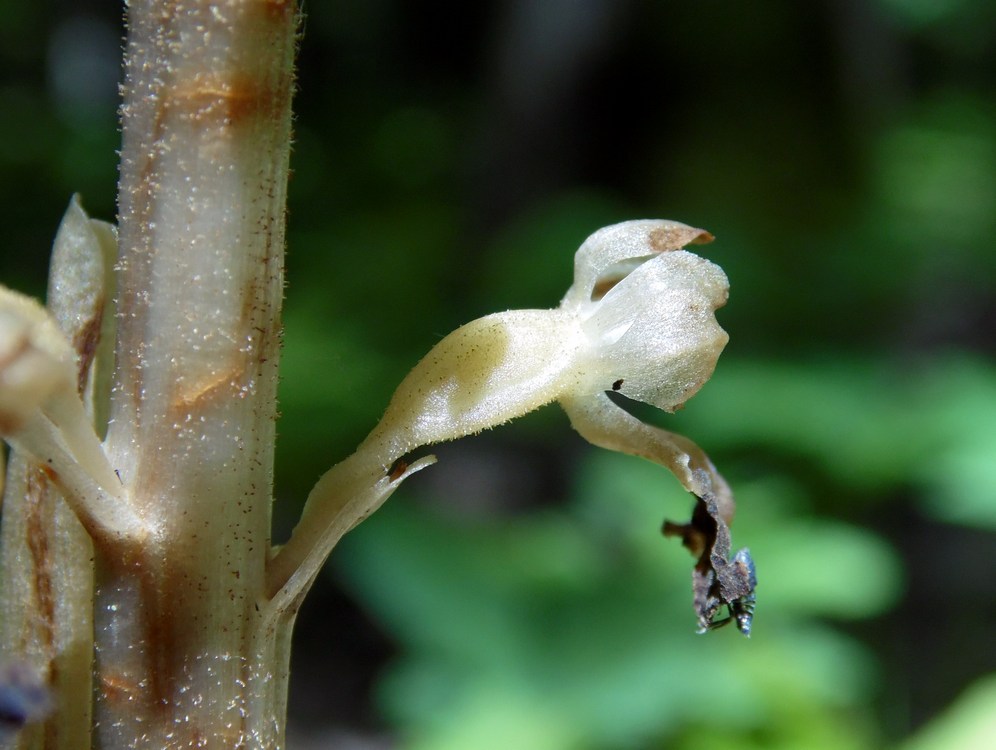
xmin=94 ymin=1 xmax=297 ymax=746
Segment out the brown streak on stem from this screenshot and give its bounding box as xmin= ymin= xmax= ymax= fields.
xmin=169 ymin=360 xmax=246 ymax=411
xmin=98 ymin=546 xmax=176 ymax=714
xmin=166 ymin=73 xmax=285 ymax=132
xmin=25 ymin=466 xmax=61 ymax=746
xmin=98 ymin=671 xmax=142 ymax=704
xmin=25 ymin=469 xmax=56 ymax=658
xmin=141 ymin=560 xmax=176 ymax=712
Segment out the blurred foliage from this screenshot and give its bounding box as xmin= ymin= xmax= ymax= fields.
xmin=333 ymin=356 xmax=995 ymax=750
xmin=335 ymin=455 xmax=894 ymax=750
xmin=3 ymin=1 xmax=995 ymax=749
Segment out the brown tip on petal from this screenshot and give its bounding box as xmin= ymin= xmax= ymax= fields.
xmin=648 ymin=224 xmax=715 ymax=253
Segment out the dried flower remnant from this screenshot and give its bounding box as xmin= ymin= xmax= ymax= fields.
xmin=664 ymin=493 xmax=757 ymax=636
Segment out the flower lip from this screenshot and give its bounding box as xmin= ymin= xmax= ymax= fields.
xmin=575 ymin=242 xmax=730 ymax=413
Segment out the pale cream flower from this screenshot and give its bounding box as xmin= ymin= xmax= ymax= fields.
xmin=267 ymin=219 xmax=735 ymax=600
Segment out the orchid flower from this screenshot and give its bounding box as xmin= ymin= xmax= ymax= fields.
xmin=265 ymin=219 xmax=740 ymax=615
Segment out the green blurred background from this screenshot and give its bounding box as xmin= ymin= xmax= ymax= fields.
xmin=3 ymin=1 xmax=995 ymax=748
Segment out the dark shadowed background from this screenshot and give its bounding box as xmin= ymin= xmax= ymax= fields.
xmin=2 ymin=1 xmax=995 ymax=748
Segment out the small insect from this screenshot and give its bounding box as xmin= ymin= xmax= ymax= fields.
xmin=663 ymin=494 xmax=757 ymax=637
xmin=702 ymin=547 xmax=757 ymax=637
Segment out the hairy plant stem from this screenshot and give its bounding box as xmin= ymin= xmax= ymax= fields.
xmin=1 ymin=1 xmax=297 ymax=747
